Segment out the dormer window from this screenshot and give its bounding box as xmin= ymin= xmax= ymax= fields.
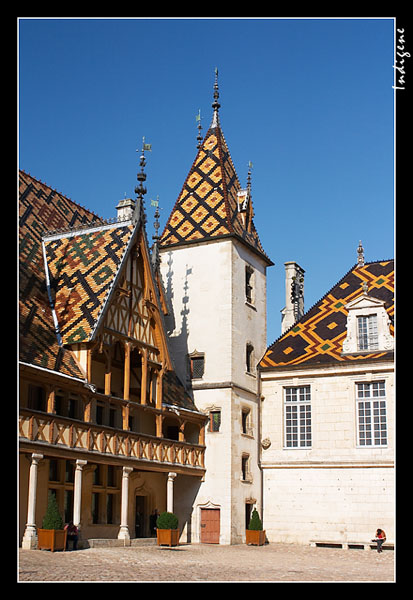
xmin=342 ymin=291 xmax=393 ymax=355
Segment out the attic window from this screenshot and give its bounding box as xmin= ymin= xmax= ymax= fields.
xmin=357 ymin=315 xmax=378 ymax=351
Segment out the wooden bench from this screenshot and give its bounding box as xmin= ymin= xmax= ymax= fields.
xmin=310 ymin=540 xmax=394 ymax=551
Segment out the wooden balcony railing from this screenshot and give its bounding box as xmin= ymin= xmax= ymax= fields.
xmin=19 ymin=410 xmax=205 ymax=470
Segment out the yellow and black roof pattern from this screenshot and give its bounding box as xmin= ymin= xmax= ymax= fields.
xmin=159 ymin=121 xmax=272 ymax=264
xmin=259 ymin=260 xmax=394 ymax=370
xmin=19 ymin=170 xmax=102 ymax=377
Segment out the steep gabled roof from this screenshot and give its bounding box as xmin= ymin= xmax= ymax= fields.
xmin=43 ymin=222 xmax=136 ymax=345
xmin=259 ymin=260 xmax=394 ymax=370
xmin=159 ymin=96 xmax=272 ymax=265
xmin=19 ymin=169 xmax=200 ymax=413
xmin=19 ymin=170 xmax=102 ymax=377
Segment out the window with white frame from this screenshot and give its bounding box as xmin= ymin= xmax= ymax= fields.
xmin=356 ymin=381 xmax=387 ymax=446
xmin=357 ymin=314 xmax=378 ymax=351
xmin=284 ymin=385 xmax=311 ymax=448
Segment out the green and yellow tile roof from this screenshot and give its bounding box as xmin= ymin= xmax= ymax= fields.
xmin=19 ymin=170 xmax=102 ymax=377
xmin=259 ymin=260 xmax=394 ymax=370
xmin=43 ymin=223 xmax=135 ymax=345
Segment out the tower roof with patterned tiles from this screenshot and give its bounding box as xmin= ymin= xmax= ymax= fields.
xmin=259 ymin=259 xmax=394 ymax=370
xmin=159 ymin=75 xmax=272 ymax=265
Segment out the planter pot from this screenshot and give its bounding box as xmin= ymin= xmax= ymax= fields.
xmin=246 ymin=529 xmax=266 ymax=546
xmin=157 ymin=529 xmax=180 ymax=547
xmin=37 ymin=529 xmax=67 ymax=552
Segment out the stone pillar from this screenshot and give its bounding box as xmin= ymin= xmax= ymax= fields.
xmin=167 ymin=472 xmax=177 ymax=513
xmin=73 ymin=460 xmax=87 ymax=530
xmin=22 ymin=453 xmax=43 ymax=549
xmin=118 ymin=467 xmax=133 ymax=540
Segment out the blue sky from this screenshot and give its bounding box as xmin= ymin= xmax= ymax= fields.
xmin=18 ymin=17 xmax=395 ymax=347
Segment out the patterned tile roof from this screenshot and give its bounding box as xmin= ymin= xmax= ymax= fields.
xmin=19 ymin=170 xmax=200 ymax=413
xmin=43 ymin=224 xmax=135 ymax=345
xmin=159 ymin=121 xmax=272 ymax=265
xmin=19 ymin=170 xmax=102 ymax=377
xmin=259 ymin=260 xmax=394 ymax=370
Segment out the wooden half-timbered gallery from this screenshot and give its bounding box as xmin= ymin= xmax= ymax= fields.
xmin=19 ymin=163 xmax=207 ymax=548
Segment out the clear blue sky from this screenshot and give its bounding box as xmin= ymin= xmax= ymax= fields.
xmin=18 ymin=17 xmax=395 ymax=347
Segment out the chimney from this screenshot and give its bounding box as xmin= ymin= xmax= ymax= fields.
xmin=281 ymin=261 xmax=305 ymax=334
xmin=116 ymin=198 xmax=136 ymax=221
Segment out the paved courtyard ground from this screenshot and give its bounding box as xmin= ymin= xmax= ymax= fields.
xmin=18 ymin=542 xmax=395 ymax=583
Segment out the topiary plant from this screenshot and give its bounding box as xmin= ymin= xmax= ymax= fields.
xmin=156 ymin=511 xmax=178 ymax=530
xmin=42 ymin=491 xmax=64 ymax=530
xmin=248 ymin=508 xmax=263 ymax=531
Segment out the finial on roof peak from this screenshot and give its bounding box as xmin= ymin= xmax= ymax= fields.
xmin=211 ymin=67 xmax=220 ymax=127
xmin=196 ymin=109 xmax=203 ymax=149
xmin=357 ymin=240 xmax=365 ymax=267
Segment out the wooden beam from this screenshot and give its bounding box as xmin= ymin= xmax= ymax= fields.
xmin=140 ymin=348 xmax=148 ymax=405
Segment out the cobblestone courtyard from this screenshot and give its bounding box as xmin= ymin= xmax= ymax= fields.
xmin=18 ymin=542 xmax=395 ymax=583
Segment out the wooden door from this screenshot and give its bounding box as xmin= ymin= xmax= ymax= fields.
xmin=200 ymin=508 xmax=220 ymax=543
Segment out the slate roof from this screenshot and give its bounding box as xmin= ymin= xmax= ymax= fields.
xmin=159 ymin=119 xmax=272 ymax=265
xmin=259 ymin=260 xmax=394 ymax=370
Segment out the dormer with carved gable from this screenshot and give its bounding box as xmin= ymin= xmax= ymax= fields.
xmin=342 ymin=291 xmax=394 ymax=355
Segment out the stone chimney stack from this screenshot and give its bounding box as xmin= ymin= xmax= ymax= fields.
xmin=116 ymin=198 xmax=136 ymax=221
xmin=281 ymin=261 xmax=305 ymax=334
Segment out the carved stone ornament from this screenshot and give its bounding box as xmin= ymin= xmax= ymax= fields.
xmin=261 ymin=438 xmax=271 ymax=450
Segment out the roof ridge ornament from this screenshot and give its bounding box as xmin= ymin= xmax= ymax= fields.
xmin=196 ymin=109 xmax=203 ymax=149
xmin=135 ymin=136 xmax=151 ymax=224
xmin=357 ymin=240 xmax=365 ymax=267
xmin=211 ymin=67 xmax=220 ymax=128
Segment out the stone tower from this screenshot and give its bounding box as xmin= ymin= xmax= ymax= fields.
xmin=158 ymin=71 xmax=273 ymax=543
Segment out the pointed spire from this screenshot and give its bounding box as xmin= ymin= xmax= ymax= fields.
xmin=135 ymin=136 xmax=151 ymax=223
xmin=211 ymin=67 xmax=220 ymax=127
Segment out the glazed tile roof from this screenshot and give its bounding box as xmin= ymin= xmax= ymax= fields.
xmin=19 ymin=170 xmax=200 ymax=413
xmin=19 ymin=170 xmax=102 ymax=377
xmin=43 ymin=223 xmax=135 ymax=345
xmin=159 ymin=120 xmax=272 ymax=265
xmin=259 ymin=260 xmax=394 ymax=370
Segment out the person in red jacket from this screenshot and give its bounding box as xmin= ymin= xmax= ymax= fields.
xmin=372 ymin=528 xmax=386 ymax=553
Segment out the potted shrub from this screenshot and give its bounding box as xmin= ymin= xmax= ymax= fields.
xmin=246 ymin=509 xmax=266 ymax=546
xmin=156 ymin=511 xmax=180 ymax=547
xmin=37 ymin=492 xmax=67 ymax=552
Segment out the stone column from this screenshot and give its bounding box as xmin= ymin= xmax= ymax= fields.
xmin=22 ymin=453 xmax=43 ymax=549
xmin=73 ymin=460 xmax=87 ymax=530
xmin=167 ymin=472 xmax=177 ymax=513
xmin=118 ymin=467 xmax=133 ymax=541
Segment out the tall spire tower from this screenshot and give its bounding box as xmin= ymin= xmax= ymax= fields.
xmin=158 ymin=72 xmax=273 ymax=545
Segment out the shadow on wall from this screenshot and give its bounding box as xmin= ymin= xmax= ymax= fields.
xmin=173 ymin=474 xmax=203 ymax=543
xmin=163 ymin=252 xmax=193 ymax=397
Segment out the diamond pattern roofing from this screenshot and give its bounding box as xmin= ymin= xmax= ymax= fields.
xmin=159 ymin=121 xmax=272 ymax=265
xmin=259 ymin=260 xmax=394 ymax=370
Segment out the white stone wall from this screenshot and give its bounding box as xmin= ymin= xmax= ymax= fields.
xmin=159 ymin=238 xmax=268 ymax=543
xmin=260 ymin=362 xmax=394 ymax=544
